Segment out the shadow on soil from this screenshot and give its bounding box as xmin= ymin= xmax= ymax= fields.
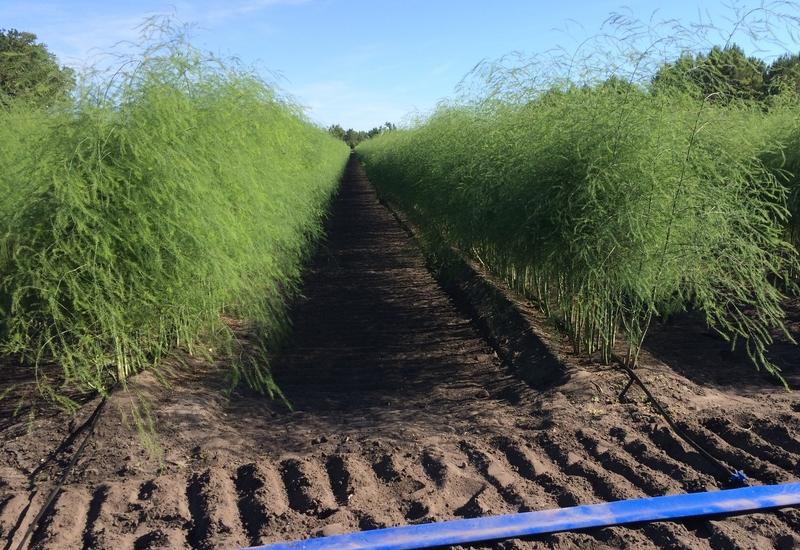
xmin=643 ymin=301 xmax=800 ymax=392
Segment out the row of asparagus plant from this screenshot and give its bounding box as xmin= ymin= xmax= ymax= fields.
xmin=358 ymin=82 xmax=799 ymax=380
xmin=0 ymin=34 xmax=349 ymax=403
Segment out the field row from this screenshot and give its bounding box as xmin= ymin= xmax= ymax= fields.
xmin=358 ymin=87 xmax=800 ymax=377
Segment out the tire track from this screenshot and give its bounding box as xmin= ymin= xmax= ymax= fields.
xmin=644 ymin=425 xmax=726 ymax=482
xmin=81 ymin=483 xmax=134 ymax=549
xmin=742 ymin=418 xmax=800 ymax=456
xmin=537 ymin=432 xmax=697 ymax=549
xmin=459 ymin=440 xmax=537 ymax=511
xmin=324 ymin=452 xmax=400 ymax=529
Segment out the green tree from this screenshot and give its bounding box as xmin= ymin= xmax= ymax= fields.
xmin=653 ymin=44 xmax=766 ymax=102
xmin=327 ymin=122 xmax=396 ymax=148
xmin=0 ymin=28 xmax=75 ymax=107
xmin=327 ymin=123 xmax=346 ymax=140
xmin=766 ymin=53 xmax=800 ymax=97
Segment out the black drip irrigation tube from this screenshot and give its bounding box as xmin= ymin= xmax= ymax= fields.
xmin=616 ymin=363 xmax=749 ymax=487
xmin=4 ymin=394 xmax=109 ymax=550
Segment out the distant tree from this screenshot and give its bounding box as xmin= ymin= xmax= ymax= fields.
xmin=766 ymin=52 xmax=800 ymax=96
xmin=327 ymin=123 xmax=346 ymax=141
xmin=0 ymin=28 xmax=75 ymax=107
xmin=327 ymin=122 xmax=396 ymax=148
xmin=343 ymin=128 xmax=358 ymax=147
xmin=653 ymin=44 xmax=766 ymax=102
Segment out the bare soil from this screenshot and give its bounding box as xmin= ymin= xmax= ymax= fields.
xmin=1 ymin=157 xmax=799 ymax=549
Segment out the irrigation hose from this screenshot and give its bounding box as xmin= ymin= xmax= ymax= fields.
xmin=617 ymin=364 xmax=748 ymax=487
xmin=247 ymin=482 xmax=800 ymax=550
xmin=7 ymin=395 xmax=108 ymax=550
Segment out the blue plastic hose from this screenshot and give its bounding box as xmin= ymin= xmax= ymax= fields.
xmin=247 ymin=482 xmax=800 ymax=550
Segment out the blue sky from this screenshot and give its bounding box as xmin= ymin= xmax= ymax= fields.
xmin=2 ymin=1 xmax=798 ymax=129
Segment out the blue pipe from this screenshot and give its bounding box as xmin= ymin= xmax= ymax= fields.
xmin=247 ymin=482 xmax=800 ymax=550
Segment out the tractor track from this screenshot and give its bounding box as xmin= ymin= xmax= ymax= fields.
xmin=1 ymin=156 xmax=799 ymax=549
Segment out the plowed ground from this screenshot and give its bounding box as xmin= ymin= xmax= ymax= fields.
xmin=1 ymin=157 xmax=799 ymax=549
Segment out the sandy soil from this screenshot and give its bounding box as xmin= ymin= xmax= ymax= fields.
xmin=1 ymin=157 xmax=799 ymax=550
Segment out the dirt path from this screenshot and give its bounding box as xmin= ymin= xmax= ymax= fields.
xmin=1 ymin=157 xmax=799 ymax=549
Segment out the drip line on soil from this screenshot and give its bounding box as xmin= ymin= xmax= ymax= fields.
xmin=6 ymin=393 xmax=109 ymax=550
xmin=617 ymin=363 xmax=748 ymax=487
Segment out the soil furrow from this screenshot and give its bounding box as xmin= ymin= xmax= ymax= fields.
xmin=701 ymin=417 xmax=800 ymax=471
xmin=29 ymin=488 xmax=90 ymax=549
xmin=676 ymin=421 xmax=793 ymax=484
xmin=577 ymin=428 xmax=674 ymax=497
xmin=279 ymin=458 xmax=337 ymax=517
xmin=609 ymin=426 xmax=715 ymax=493
xmin=234 ymin=462 xmax=289 ymax=546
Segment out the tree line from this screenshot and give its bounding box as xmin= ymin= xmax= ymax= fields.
xmin=327 ymin=122 xmax=396 ymax=148
xmin=652 ymin=44 xmax=800 ymax=102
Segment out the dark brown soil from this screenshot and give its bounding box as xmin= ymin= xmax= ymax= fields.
xmin=1 ymin=157 xmax=799 ymax=549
